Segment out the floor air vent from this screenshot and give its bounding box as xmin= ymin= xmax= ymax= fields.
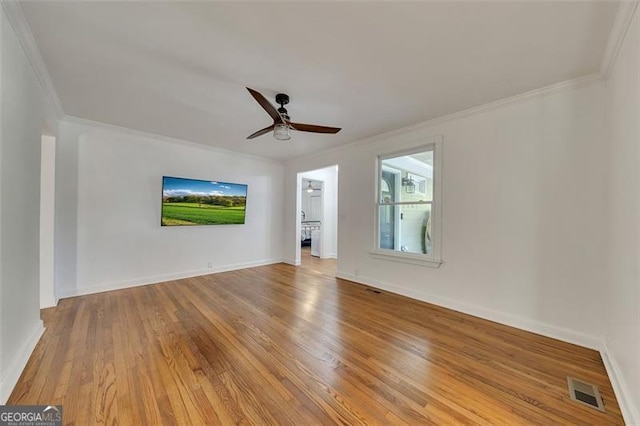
xmin=365 ymin=288 xmax=382 ymax=294
xmin=567 ymin=377 xmax=605 ymax=412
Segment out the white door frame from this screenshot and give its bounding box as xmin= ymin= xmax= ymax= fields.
xmin=295 ymin=165 xmax=338 ymax=265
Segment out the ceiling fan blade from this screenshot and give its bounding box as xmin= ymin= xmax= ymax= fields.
xmin=288 ymin=122 xmax=341 ymax=134
xmin=247 ymin=124 xmax=275 ymax=139
xmin=246 ymin=88 xmax=282 ymax=124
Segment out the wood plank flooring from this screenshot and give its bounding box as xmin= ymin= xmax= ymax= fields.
xmin=10 ymin=250 xmax=624 ymax=424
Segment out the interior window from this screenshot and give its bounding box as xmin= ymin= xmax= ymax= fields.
xmin=377 ymin=148 xmax=435 ymax=256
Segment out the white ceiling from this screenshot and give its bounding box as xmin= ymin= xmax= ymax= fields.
xmin=22 ymin=1 xmax=617 ymax=161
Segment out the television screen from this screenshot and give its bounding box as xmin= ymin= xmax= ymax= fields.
xmin=161 ymin=176 xmax=248 ymax=226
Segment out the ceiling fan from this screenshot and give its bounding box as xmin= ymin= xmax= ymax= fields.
xmin=246 ymin=88 xmax=341 ymax=140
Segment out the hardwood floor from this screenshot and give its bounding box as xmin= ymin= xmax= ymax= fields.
xmin=10 ymin=254 xmax=623 ymax=425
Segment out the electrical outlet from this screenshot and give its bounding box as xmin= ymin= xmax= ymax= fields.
xmin=354 ymin=269 xmax=359 ymax=276
xmin=207 ymin=261 xmax=213 ymax=268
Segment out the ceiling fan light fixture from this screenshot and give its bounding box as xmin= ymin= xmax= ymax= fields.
xmin=306 ymin=181 xmax=314 ymax=193
xmin=273 ymin=123 xmax=291 ymax=141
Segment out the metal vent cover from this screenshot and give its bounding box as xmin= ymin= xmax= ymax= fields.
xmin=567 ymin=377 xmax=605 ymax=412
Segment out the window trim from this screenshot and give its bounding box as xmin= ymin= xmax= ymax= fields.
xmin=371 ymin=136 xmax=443 ymax=268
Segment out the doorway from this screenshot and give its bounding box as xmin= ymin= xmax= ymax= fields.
xmin=296 ymin=165 xmax=338 ymax=272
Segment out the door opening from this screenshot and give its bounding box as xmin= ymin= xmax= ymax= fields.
xmin=296 ymin=165 xmax=338 ymax=274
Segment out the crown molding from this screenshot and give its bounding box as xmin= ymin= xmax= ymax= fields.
xmin=287 ymin=72 xmax=603 ymax=165
xmin=600 ymin=0 xmax=639 ymax=79
xmin=2 ymin=0 xmax=622 ymax=162
xmin=1 ymin=0 xmax=64 ymax=119
xmin=61 ymin=115 xmax=283 ymax=165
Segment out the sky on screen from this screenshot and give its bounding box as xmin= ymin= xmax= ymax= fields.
xmin=163 ymin=177 xmax=247 ymax=197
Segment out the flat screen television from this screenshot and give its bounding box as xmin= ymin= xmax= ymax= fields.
xmin=161 ymin=176 xmax=248 ymax=226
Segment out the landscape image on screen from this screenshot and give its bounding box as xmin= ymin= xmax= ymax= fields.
xmin=161 ymin=176 xmax=248 ymax=226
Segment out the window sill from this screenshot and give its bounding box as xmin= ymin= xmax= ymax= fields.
xmin=369 ymin=249 xmax=443 ymax=268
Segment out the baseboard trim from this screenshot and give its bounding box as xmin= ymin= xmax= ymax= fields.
xmin=600 ymin=343 xmax=639 ymax=425
xmin=335 ymin=272 xmax=640 ymax=412
xmin=283 ymin=258 xmax=301 ymax=266
xmin=0 ymin=320 xmax=45 ymax=404
xmin=40 ymin=296 xmax=57 ymax=309
xmin=58 ymin=258 xmax=283 ymax=299
xmin=335 ymin=271 xmax=601 ymax=350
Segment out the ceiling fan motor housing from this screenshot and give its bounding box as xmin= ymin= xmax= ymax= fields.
xmin=275 ymin=93 xmax=289 ymax=106
xmin=275 ymin=93 xmax=290 ymax=120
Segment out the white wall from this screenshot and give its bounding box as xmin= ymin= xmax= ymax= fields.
xmin=40 ymin=135 xmax=56 ymax=308
xmin=0 ymin=7 xmax=50 ymax=403
xmin=296 ymin=166 xmax=338 ymax=262
xmin=603 ymin=5 xmax=640 ymax=423
xmin=54 ymin=121 xmax=78 ymax=301
xmin=55 ymin=120 xmax=284 ymax=298
xmin=285 ymin=80 xmax=607 ymax=349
